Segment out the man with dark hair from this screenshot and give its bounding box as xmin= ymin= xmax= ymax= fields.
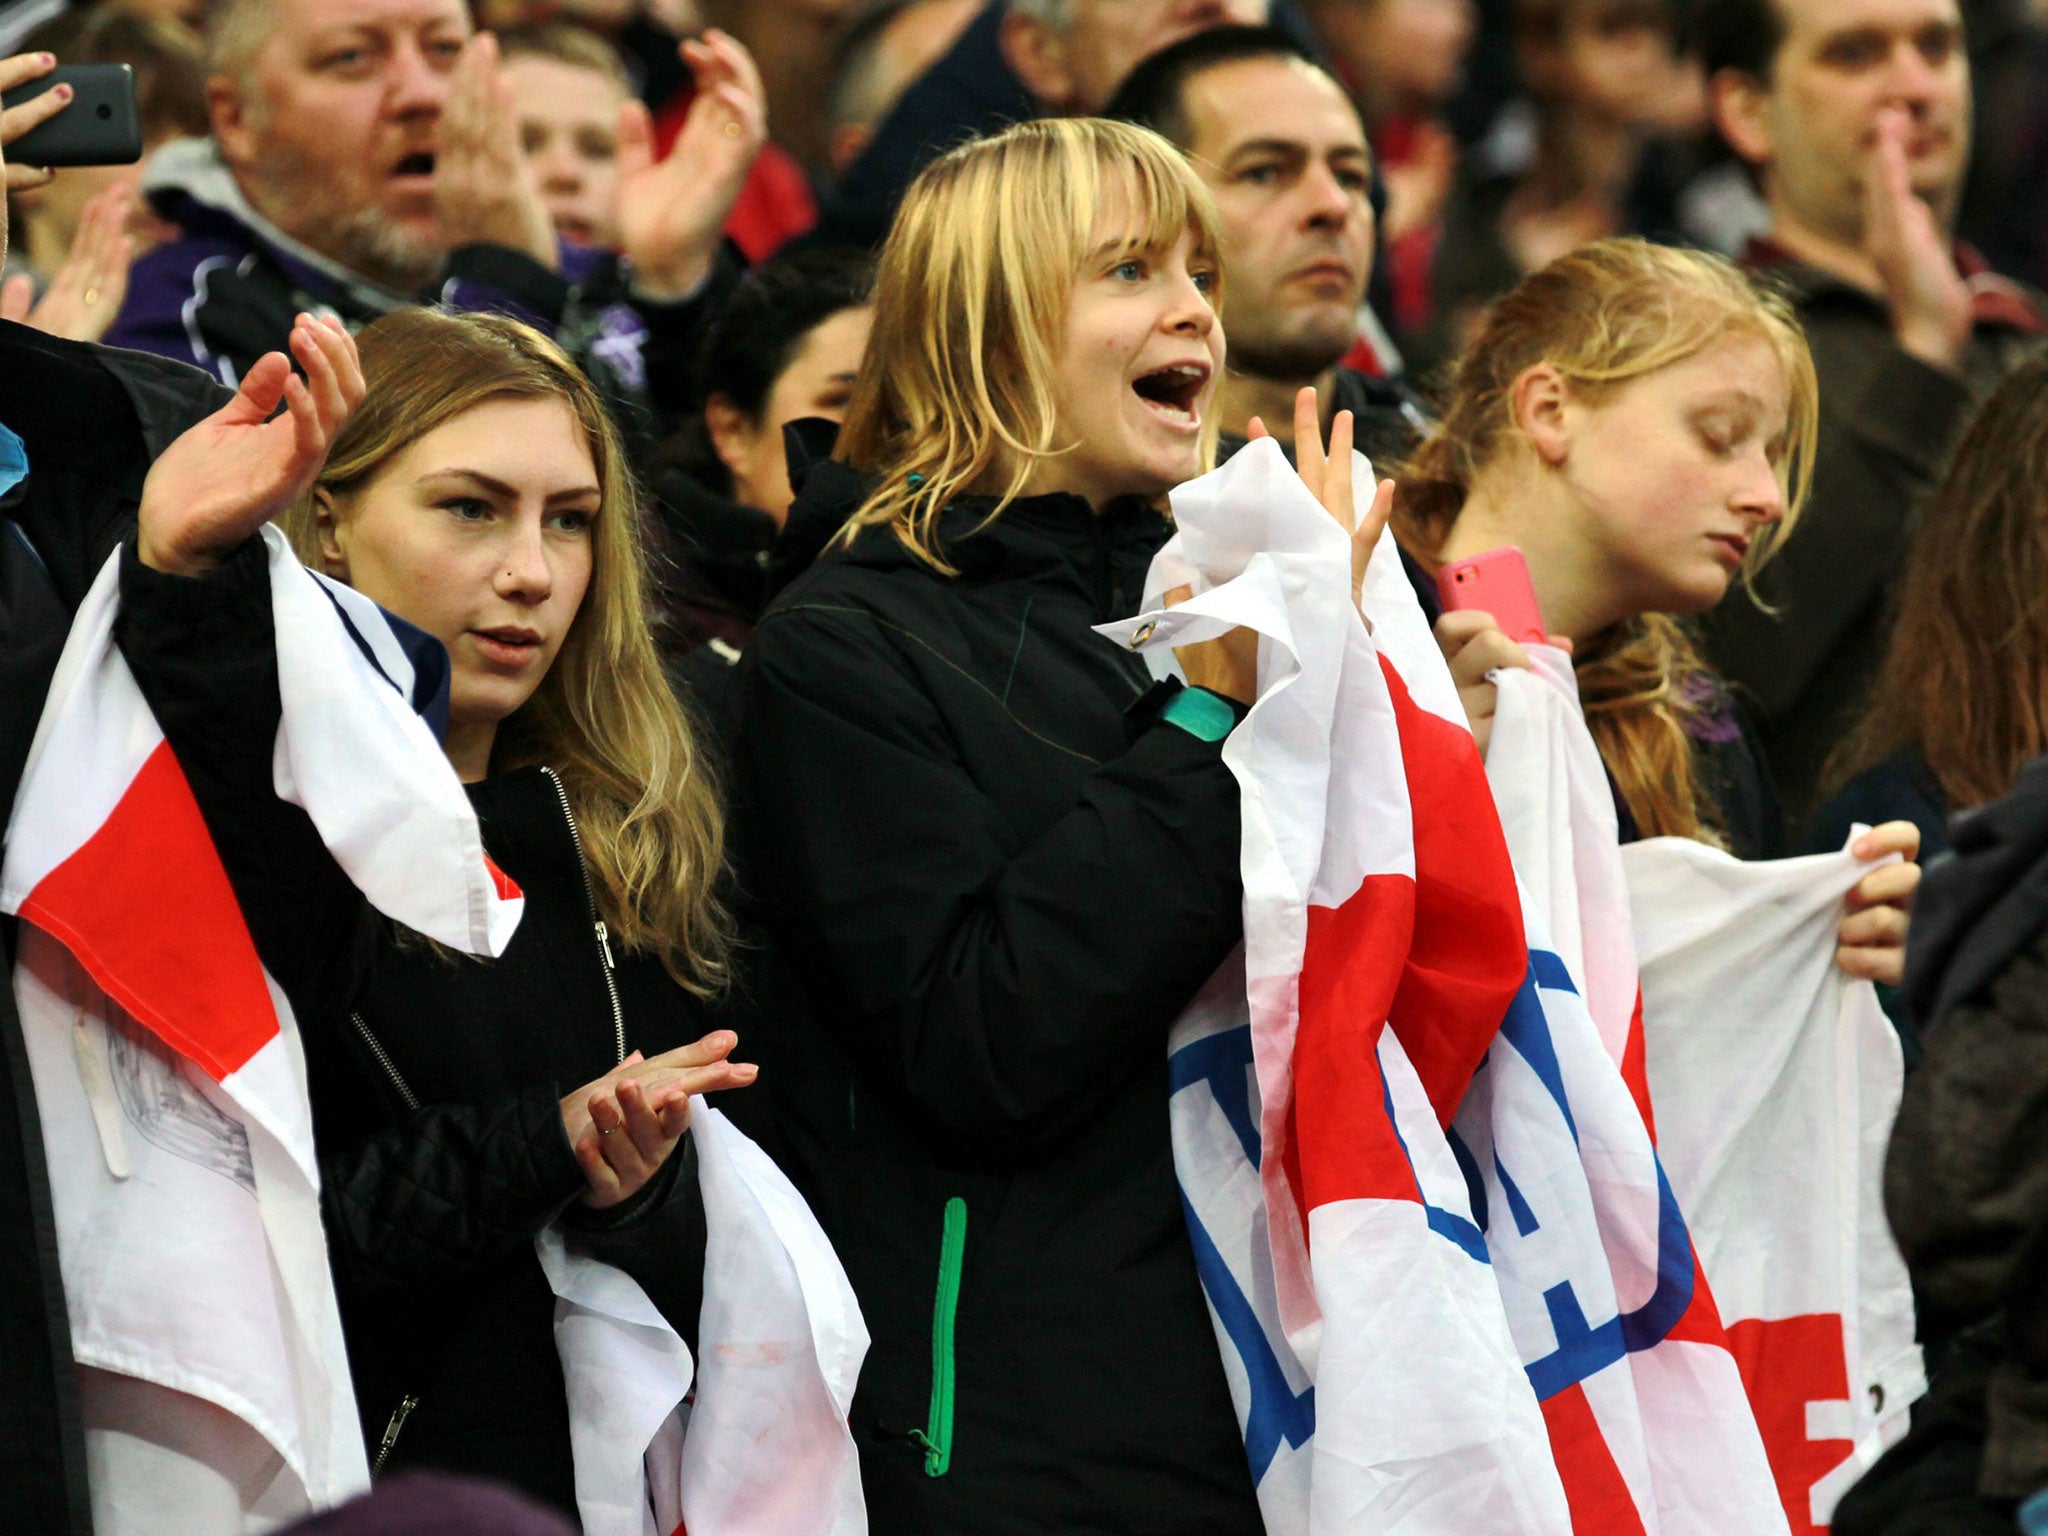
xmin=1693 ymin=0 xmax=2047 ymax=822
xmin=1106 ymin=25 xmax=1428 ymax=467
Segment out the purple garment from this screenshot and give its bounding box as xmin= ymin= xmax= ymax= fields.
xmin=275 ymin=1473 xmax=576 ymax=1536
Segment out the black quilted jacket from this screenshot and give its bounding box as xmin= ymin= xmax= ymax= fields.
xmin=114 ymin=536 xmax=730 ymax=1518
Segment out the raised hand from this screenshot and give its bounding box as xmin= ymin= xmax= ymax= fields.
xmin=561 ymin=1030 xmax=759 ymax=1209
xmin=0 ymin=52 xmax=70 ymax=194
xmin=1250 ymin=384 xmax=1395 ymax=607
xmin=136 ymin=315 xmax=366 ymax=576
xmin=434 ymin=33 xmax=558 ymax=270
xmin=1864 ymin=106 xmax=1970 ymax=373
xmin=1 ymin=181 xmax=135 ymax=342
xmin=614 ymin=29 xmax=765 ymax=301
xmin=1837 ymin=820 xmax=1921 ymax=986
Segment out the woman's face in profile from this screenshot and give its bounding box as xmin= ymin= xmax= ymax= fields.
xmin=315 ymin=396 xmax=601 ymax=735
xmin=1039 ymin=225 xmax=1225 ymax=509
xmin=1553 ymin=332 xmax=1790 ymax=621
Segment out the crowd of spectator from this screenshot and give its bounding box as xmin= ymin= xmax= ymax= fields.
xmin=2 ymin=0 xmax=2047 ymax=1529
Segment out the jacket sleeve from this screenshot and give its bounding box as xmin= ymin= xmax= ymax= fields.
xmin=735 ymin=602 xmax=1244 ymax=1157
xmin=1884 ymin=921 xmax=2048 ymax=1335
xmin=112 ymin=537 xmax=381 ymax=1026
xmin=99 ymin=245 xmax=232 ymax=383
xmin=318 ymin=1081 xmax=587 ymax=1297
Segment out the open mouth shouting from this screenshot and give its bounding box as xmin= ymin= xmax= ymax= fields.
xmin=390 ymin=150 xmax=438 ymax=188
xmin=1132 ymin=362 xmax=1211 ymax=431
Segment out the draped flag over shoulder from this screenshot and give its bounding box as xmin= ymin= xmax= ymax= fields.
xmin=1486 ymin=655 xmax=1921 ymax=1533
xmin=537 ymin=1103 xmax=870 ymax=1536
xmin=1099 ymin=441 xmax=1571 ymax=1536
xmin=1 ymin=527 xmax=523 ymax=1534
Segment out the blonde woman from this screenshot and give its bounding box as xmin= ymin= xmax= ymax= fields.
xmin=1393 ymin=236 xmax=1918 ymax=982
xmin=122 ymin=309 xmax=749 ymax=1514
xmin=728 ymin=118 xmax=1363 ymax=1535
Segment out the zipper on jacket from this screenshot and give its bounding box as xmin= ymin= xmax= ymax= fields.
xmin=540 ymin=765 xmax=628 ymax=1065
xmin=915 ymin=1197 xmax=967 ymax=1478
xmin=373 ymin=1392 xmax=419 ymax=1475
xmin=350 ymin=1012 xmax=421 ymax=1112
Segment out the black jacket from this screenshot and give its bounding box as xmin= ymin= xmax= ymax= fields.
xmin=728 ymin=464 xmax=1264 ymax=1534
xmin=0 ymin=323 xmax=230 ymax=1536
xmin=113 ymin=536 xmax=724 ymax=1518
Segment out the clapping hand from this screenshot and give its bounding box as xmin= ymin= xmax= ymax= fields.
xmin=613 ymin=29 xmax=765 ymax=302
xmin=562 ymin=1030 xmax=758 ymax=1210
xmin=1 ymin=182 xmax=135 ymax=343
xmin=136 ymin=315 xmax=366 ymax=576
xmin=435 ymin=32 xmax=559 ymax=271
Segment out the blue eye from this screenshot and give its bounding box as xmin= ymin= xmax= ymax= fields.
xmin=442 ymin=497 xmax=489 ymax=521
xmin=1113 ymin=258 xmax=1147 ymax=281
xmin=550 ymin=509 xmax=594 ymax=534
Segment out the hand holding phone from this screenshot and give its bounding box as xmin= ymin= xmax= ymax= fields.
xmin=1436 ymin=546 xmax=1548 ymax=645
xmin=2 ymin=63 xmax=141 ymax=170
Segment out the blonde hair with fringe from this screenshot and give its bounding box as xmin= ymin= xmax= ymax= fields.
xmin=283 ymin=308 xmax=730 ymax=993
xmin=1394 ymin=238 xmax=1819 ymax=843
xmin=832 ymin=116 xmax=1225 ymax=570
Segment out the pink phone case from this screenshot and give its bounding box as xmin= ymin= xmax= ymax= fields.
xmin=1436 ymin=546 xmax=1548 ymax=645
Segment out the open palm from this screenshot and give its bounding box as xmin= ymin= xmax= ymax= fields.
xmin=138 ymin=316 xmax=365 ymax=577
xmin=613 ymin=29 xmax=766 ymax=301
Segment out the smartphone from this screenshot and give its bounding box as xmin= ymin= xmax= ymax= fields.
xmin=2 ymin=65 xmax=142 ymax=169
xmin=1436 ymin=546 xmax=1548 ymax=645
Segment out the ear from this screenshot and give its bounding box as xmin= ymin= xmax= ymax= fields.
xmin=1708 ymin=66 xmax=1774 ymax=170
xmin=999 ymin=9 xmax=1077 ymax=112
xmin=311 ymin=488 xmax=350 ymax=579
xmin=1508 ymin=363 xmax=1575 ymax=467
xmin=704 ymin=395 xmax=761 ymax=488
xmin=208 ymin=72 xmax=260 ymax=174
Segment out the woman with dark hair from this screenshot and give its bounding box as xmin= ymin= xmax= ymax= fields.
xmin=1807 ymin=355 xmax=2048 ymax=865
xmin=651 ymin=248 xmax=873 ymax=664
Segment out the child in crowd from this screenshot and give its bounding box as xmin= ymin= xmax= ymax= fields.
xmin=727 ymin=116 xmax=1356 ymax=1536
xmin=120 ymin=310 xmax=749 ymax=1516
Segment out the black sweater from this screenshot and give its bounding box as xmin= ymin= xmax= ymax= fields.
xmin=728 ymin=464 xmax=1265 ymax=1535
xmin=113 ymin=536 xmax=723 ymax=1518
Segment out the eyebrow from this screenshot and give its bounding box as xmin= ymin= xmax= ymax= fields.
xmin=417 ymin=467 xmax=600 ymax=503
xmin=1229 ymin=137 xmax=1368 ymax=155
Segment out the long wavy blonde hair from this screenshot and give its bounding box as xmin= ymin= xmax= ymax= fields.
xmin=833 ymin=116 xmax=1225 ymax=570
xmin=283 ymin=308 xmax=729 ymax=992
xmin=1394 ymin=238 xmax=1818 ymax=842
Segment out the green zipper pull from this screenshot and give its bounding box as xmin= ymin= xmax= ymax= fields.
xmin=924 ymin=1197 xmax=967 ymax=1477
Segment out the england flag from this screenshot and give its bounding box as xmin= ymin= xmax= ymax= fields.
xmin=2 ymin=528 xmax=523 ymax=1533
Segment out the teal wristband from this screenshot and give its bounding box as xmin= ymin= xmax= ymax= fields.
xmin=1161 ymin=686 xmax=1238 ymax=743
